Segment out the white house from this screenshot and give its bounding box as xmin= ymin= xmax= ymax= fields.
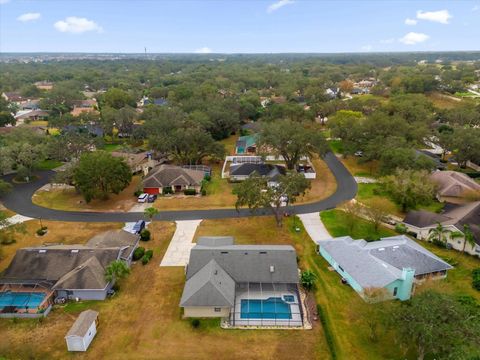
xmin=65 ymin=310 xmax=99 ymax=352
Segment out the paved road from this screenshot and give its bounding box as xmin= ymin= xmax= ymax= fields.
xmin=0 ymin=152 xmax=357 ymax=222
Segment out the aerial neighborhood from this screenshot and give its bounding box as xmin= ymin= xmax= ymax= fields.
xmin=1 ymin=4 xmax=480 ymax=357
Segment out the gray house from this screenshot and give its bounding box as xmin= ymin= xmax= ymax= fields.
xmin=229 ymin=163 xmax=286 ymax=184
xmin=180 ymin=236 xmax=303 ymax=327
xmin=0 ymin=230 xmax=139 ymax=316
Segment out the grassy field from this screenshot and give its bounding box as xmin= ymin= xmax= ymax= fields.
xmin=320 ymin=209 xmax=397 ymax=240
xmin=340 ymin=156 xmax=379 ymax=177
xmin=427 ymin=92 xmax=463 ymax=109
xmin=32 ymin=176 xmax=142 ymax=212
xmin=36 ymin=159 xmax=64 ymax=171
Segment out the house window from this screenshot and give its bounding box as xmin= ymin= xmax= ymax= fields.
xmin=214 ymin=307 xmax=221 ymax=312
xmin=393 ymin=287 xmax=398 ymax=296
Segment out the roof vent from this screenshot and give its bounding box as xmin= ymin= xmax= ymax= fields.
xmin=214 ymin=270 xmax=218 ymax=275
xmin=270 ymin=265 xmax=275 ymax=273
xmin=260 ymin=251 xmax=267 ymax=254
xmin=221 ymin=251 xmax=229 ymax=254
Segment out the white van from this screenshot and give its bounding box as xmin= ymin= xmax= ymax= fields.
xmin=137 ymin=193 xmax=148 ymax=203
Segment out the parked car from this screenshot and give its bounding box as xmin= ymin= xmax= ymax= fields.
xmin=137 ymin=193 xmax=148 ymax=203
xmin=354 ymin=151 xmax=363 ymax=157
xmin=147 ymin=194 xmax=157 ymax=203
xmin=132 ymin=220 xmax=146 ymax=234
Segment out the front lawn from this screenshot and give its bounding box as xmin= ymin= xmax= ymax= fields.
xmin=320 ymin=209 xmax=397 ymax=240
xmin=35 ymin=159 xmax=63 ymax=171
xmin=32 ymin=175 xmax=142 ymax=212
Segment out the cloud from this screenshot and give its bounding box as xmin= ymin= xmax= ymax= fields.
xmin=194 ymin=47 xmax=212 ymax=54
xmin=380 ymin=38 xmax=395 ymax=44
xmin=399 ymin=32 xmax=430 ymax=45
xmin=416 ymin=10 xmax=452 ymax=24
xmin=405 ymin=18 xmax=417 ymax=25
xmin=0 ymin=0 xmax=11 ymax=4
xmin=361 ymin=45 xmax=372 ymax=51
xmin=267 ymin=0 xmax=294 ymax=13
xmin=54 ymin=16 xmax=103 ymax=34
xmin=17 ymin=13 xmax=41 ymax=22
xmin=473 ymin=5 xmax=480 ymax=11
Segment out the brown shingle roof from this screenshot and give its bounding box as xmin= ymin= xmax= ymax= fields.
xmin=431 ymin=171 xmax=480 ymax=198
xmin=143 ymin=165 xmax=204 ymax=188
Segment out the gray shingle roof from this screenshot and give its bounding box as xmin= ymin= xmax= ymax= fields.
xmin=65 ymin=310 xmax=99 ymax=338
xmin=197 ymin=236 xmax=235 ymax=247
xmin=431 ymin=171 xmax=480 ymax=198
xmin=143 ymin=165 xmax=204 ymax=188
xmin=318 ymin=235 xmax=452 ymax=288
xmin=86 ymin=230 xmax=139 ymax=260
xmin=186 ymin=244 xmax=298 ymax=284
xmin=180 ymin=259 xmax=235 ymax=307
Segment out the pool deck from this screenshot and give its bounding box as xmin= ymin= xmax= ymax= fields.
xmin=230 ymin=290 xmax=303 ymax=327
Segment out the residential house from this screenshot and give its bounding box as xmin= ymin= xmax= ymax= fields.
xmin=142 ymin=164 xmax=205 ymax=194
xmin=0 ymin=230 xmax=139 ymax=317
xmin=71 ymin=99 xmax=98 ymax=117
xmin=317 ymin=235 xmax=452 ymax=302
xmin=14 ymin=109 xmax=49 ymax=124
xmin=110 ymin=151 xmax=158 ymax=175
xmin=430 ymin=171 xmax=480 ymax=203
xmin=180 ymin=236 xmax=303 ymax=327
xmin=1 ymin=92 xmax=24 ymax=104
xmin=63 ymin=124 xmax=104 ymax=137
xmin=235 ymin=134 xmax=258 ymax=154
xmin=325 ymin=88 xmax=339 ymax=99
xmin=229 ymin=163 xmax=286 ymax=184
xmin=18 ymin=99 xmax=40 ymax=110
xmin=34 ymin=81 xmax=54 ymax=90
xmin=403 ymin=201 xmax=480 ymax=257
xmin=65 ymin=310 xmax=99 ymax=352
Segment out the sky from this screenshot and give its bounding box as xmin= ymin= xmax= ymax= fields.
xmin=0 ymin=0 xmax=479 ymax=53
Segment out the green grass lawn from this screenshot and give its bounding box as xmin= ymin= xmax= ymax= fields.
xmin=103 ymin=143 xmax=123 ymax=152
xmin=320 ymin=209 xmax=397 ymax=240
xmin=35 ymin=159 xmax=63 ymax=171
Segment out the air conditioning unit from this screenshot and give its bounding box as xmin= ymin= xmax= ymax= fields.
xmin=270 ymin=265 xmax=275 ymax=273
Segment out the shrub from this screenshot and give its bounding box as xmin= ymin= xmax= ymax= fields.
xmin=163 ymin=187 xmax=173 ymax=195
xmin=317 ymin=304 xmax=337 ymax=359
xmin=395 ymin=223 xmax=407 ymax=234
xmin=201 ymin=188 xmax=207 ymax=196
xmin=204 ymin=174 xmax=211 ymax=182
xmin=134 ymin=190 xmax=143 ymax=197
xmin=132 ymin=247 xmax=145 ymax=261
xmin=140 ymin=229 xmax=151 ymax=241
xmin=472 ymin=269 xmax=480 ymax=291
xmin=141 ymin=249 xmax=153 ymax=265
xmin=441 ymin=256 xmax=459 ymax=267
xmin=300 ymin=269 xmax=317 ymax=291
xmin=36 ymin=227 xmax=47 ymax=236
xmin=184 ymin=188 xmax=196 ymax=196
xmin=191 ymin=318 xmax=200 ymax=328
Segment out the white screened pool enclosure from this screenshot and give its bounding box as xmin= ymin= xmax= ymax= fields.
xmin=226 ymin=282 xmax=304 ymax=328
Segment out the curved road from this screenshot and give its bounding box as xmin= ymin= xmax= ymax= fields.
xmin=1 ymin=152 xmax=357 ymax=222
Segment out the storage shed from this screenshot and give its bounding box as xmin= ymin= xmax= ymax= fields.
xmin=65 ymin=310 xmax=99 ymax=352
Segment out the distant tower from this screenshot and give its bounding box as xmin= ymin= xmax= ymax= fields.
xmin=144 ymin=47 xmax=147 ymax=56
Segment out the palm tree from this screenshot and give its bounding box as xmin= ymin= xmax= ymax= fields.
xmin=428 ymin=222 xmax=450 ymax=248
xmin=144 ymin=207 xmax=159 ymax=222
xmin=105 ymin=260 xmax=130 ymax=283
xmin=300 ymin=270 xmax=317 ymax=291
xmin=461 ymin=224 xmax=475 ymax=253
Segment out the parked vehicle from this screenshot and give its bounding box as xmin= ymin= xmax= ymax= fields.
xmin=354 ymin=151 xmax=363 ymax=157
xmin=147 ymin=194 xmax=157 ymax=203
xmin=137 ymin=193 xmax=148 ymax=203
xmin=132 ymin=220 xmax=146 ymax=234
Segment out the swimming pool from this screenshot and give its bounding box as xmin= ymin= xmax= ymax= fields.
xmin=0 ymin=292 xmax=46 ymax=309
xmin=240 ymin=297 xmax=292 ymax=319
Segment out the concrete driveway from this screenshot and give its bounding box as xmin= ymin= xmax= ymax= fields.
xmin=160 ymin=220 xmax=202 ymax=267
xmin=298 ymin=212 xmax=332 ymax=244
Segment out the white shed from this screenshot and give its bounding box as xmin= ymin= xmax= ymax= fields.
xmin=65 ymin=310 xmax=99 ymax=352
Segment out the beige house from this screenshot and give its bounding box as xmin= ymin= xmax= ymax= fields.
xmin=71 ymin=99 xmax=98 ymax=117
xmin=403 ymin=201 xmax=480 ymax=257
xmin=110 ymin=151 xmax=157 ymax=175
xmin=430 ymin=171 xmax=480 ymax=203
xmin=34 ymin=81 xmax=54 ymax=90
xmin=142 ymin=165 xmax=205 ymax=195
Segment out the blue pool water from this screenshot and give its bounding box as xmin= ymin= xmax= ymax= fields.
xmin=0 ymin=292 xmax=46 ymax=309
xmin=240 ymin=297 xmax=292 ymax=319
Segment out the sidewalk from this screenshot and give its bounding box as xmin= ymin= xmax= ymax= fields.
xmin=160 ymin=219 xmax=202 ymax=267
xmin=0 ymin=214 xmax=33 ymax=229
xmin=298 ymin=212 xmax=331 ymax=244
